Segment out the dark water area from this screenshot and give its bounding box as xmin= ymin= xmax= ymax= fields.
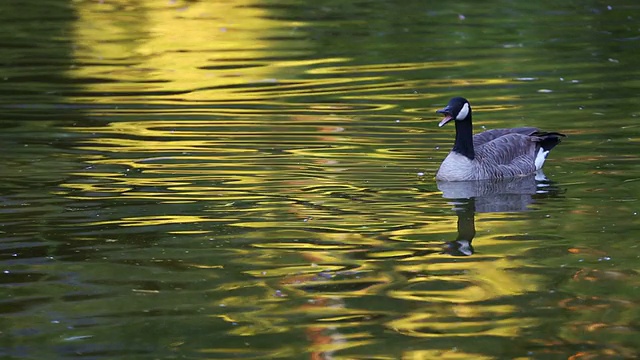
xmin=1 ymin=0 xmax=640 ymax=359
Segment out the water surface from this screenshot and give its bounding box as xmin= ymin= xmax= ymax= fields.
xmin=1 ymin=0 xmax=640 ymax=359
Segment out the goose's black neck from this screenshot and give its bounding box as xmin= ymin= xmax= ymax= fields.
xmin=452 ymin=116 xmax=475 ymax=160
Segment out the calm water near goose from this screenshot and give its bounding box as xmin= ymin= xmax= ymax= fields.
xmin=2 ymin=1 xmax=640 ymax=359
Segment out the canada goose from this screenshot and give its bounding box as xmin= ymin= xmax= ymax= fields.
xmin=435 ymin=97 xmax=565 ymax=181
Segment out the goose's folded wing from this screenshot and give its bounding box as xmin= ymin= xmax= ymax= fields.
xmin=475 ymin=133 xmax=537 ymax=166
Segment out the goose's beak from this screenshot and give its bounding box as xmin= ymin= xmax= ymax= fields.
xmin=436 ymin=108 xmax=453 ymax=127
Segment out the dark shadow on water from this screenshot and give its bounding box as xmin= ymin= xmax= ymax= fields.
xmin=438 ymin=171 xmax=564 ymax=256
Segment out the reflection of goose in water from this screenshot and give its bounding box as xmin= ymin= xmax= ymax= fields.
xmin=439 ymin=171 xmax=562 ymax=256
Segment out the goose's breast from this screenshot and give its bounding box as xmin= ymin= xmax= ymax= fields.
xmin=436 ymin=152 xmax=479 ymax=181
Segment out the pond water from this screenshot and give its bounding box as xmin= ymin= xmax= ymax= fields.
xmin=1 ymin=0 xmax=640 ymax=359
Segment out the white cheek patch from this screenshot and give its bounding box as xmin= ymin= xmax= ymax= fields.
xmin=456 ymin=103 xmax=469 ymax=120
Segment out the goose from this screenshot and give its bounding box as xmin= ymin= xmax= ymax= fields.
xmin=435 ymin=97 xmax=565 ymax=181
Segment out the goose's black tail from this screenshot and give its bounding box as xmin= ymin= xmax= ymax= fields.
xmin=533 ymin=131 xmax=566 ymax=152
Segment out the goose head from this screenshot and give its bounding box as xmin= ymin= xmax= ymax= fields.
xmin=436 ymin=97 xmax=471 ymax=127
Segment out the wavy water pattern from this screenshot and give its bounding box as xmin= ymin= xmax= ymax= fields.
xmin=1 ymin=0 xmax=640 ymax=359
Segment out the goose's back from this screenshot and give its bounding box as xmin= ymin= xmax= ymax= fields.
xmin=473 ymin=127 xmax=538 ymax=147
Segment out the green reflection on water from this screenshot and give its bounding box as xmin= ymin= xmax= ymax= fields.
xmin=1 ymin=0 xmax=640 ymax=359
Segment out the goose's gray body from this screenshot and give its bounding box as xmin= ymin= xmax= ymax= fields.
xmin=435 ymin=98 xmax=565 ymax=182
xmin=437 ymin=127 xmax=543 ymax=181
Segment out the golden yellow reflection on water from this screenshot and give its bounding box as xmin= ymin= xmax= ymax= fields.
xmin=53 ymin=0 xmax=559 ymax=357
xmin=70 ymin=0 xmax=296 ymax=102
